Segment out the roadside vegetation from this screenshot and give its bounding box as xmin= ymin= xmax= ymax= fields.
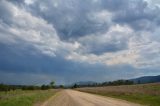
xmin=0 ymin=81 xmax=56 ymax=91
xmin=77 ymin=83 xmax=160 ymax=106
xmin=0 ymin=89 xmax=59 ymax=106
xmin=72 ymin=80 xmax=134 ymax=88
xmin=0 ymin=81 xmax=63 ymax=106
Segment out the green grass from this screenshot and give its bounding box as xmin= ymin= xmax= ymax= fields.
xmin=77 ymin=83 xmax=160 ymax=106
xmin=98 ymin=93 xmax=160 ymax=106
xmin=80 ymin=91 xmax=160 ymax=106
xmin=0 ymin=89 xmax=59 ymax=106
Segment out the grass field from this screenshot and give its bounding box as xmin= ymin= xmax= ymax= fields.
xmin=76 ymin=83 xmax=160 ymax=106
xmin=0 ymin=89 xmax=59 ymax=106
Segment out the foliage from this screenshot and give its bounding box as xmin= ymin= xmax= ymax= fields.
xmin=72 ymin=80 xmax=134 ymax=88
xmin=0 ymin=90 xmax=58 ymax=106
xmin=72 ymin=84 xmax=78 ymax=88
xmin=0 ymin=81 xmax=56 ymax=91
xmin=101 ymin=80 xmax=134 ymax=86
xmin=41 ymin=85 xmax=50 ymax=90
xmin=50 ymin=81 xmax=55 ymax=88
xmin=0 ymin=84 xmax=16 ymax=91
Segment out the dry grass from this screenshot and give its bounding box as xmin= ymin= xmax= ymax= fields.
xmin=76 ymin=83 xmax=160 ymax=106
xmin=77 ymin=83 xmax=160 ymax=95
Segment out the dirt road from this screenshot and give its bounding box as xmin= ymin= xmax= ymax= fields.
xmin=42 ymin=90 xmax=142 ymax=106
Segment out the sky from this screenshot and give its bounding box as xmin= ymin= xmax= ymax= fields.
xmin=0 ymin=0 xmax=160 ymax=85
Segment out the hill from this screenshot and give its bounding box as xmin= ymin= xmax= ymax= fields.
xmin=130 ymin=75 xmax=160 ymax=84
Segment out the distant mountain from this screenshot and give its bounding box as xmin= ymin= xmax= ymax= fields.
xmin=72 ymin=75 xmax=160 ymax=87
xmin=130 ymin=75 xmax=160 ymax=84
xmin=74 ymin=81 xmax=97 ymax=86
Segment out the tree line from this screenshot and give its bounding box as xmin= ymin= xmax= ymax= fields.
xmin=0 ymin=81 xmax=63 ymax=91
xmin=72 ymin=80 xmax=134 ymax=88
xmin=0 ymin=80 xmax=134 ymax=91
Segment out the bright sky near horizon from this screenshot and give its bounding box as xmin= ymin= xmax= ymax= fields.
xmin=0 ymin=0 xmax=160 ymax=85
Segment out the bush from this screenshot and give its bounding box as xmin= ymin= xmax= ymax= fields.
xmin=0 ymin=84 xmax=10 ymax=91
xmin=41 ymin=85 xmax=50 ymax=90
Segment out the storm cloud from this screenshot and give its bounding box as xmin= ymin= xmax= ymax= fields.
xmin=0 ymin=0 xmax=160 ymax=85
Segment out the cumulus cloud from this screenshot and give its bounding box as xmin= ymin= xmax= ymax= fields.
xmin=0 ymin=0 xmax=160 ymax=84
xmin=0 ymin=0 xmax=79 ymax=57
xmin=66 ymin=24 xmax=160 ymax=69
xmin=23 ymin=0 xmax=116 ymax=40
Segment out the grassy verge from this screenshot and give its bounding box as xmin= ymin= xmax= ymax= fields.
xmin=77 ymin=83 xmax=160 ymax=106
xmin=87 ymin=92 xmax=160 ymax=106
xmin=0 ymin=89 xmax=59 ymax=106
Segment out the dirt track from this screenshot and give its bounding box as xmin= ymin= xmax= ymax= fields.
xmin=42 ymin=90 xmax=142 ymax=106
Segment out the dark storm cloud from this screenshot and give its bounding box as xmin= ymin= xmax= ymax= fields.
xmin=9 ymin=0 xmax=24 ymax=5
xmin=23 ymin=0 xmax=160 ymax=41
xmin=112 ymin=0 xmax=160 ymax=30
xmin=0 ymin=0 xmax=160 ymax=85
xmin=26 ymin=0 xmax=111 ymax=40
xmin=0 ymin=42 xmax=128 ymax=85
xmin=87 ymin=43 xmax=127 ymax=55
xmin=0 ymin=1 xmax=14 ymax=25
xmin=6 ymin=0 xmax=160 ymax=38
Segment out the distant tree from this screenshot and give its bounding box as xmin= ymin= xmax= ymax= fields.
xmin=138 ymin=80 xmax=141 ymax=84
xmin=59 ymin=85 xmax=64 ymax=88
xmin=99 ymin=80 xmax=134 ymax=87
xmin=72 ymin=84 xmax=78 ymax=88
xmin=41 ymin=84 xmax=50 ymax=90
xmin=0 ymin=84 xmax=9 ymax=91
xmin=50 ymin=81 xmax=55 ymax=88
xmin=125 ymin=80 xmax=134 ymax=85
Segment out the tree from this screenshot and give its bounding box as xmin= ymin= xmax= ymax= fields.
xmin=50 ymin=81 xmax=55 ymax=88
xmin=41 ymin=84 xmax=50 ymax=90
xmin=72 ymin=84 xmax=78 ymax=88
xmin=59 ymin=85 xmax=64 ymax=88
xmin=138 ymin=80 xmax=141 ymax=84
xmin=0 ymin=84 xmax=9 ymax=91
